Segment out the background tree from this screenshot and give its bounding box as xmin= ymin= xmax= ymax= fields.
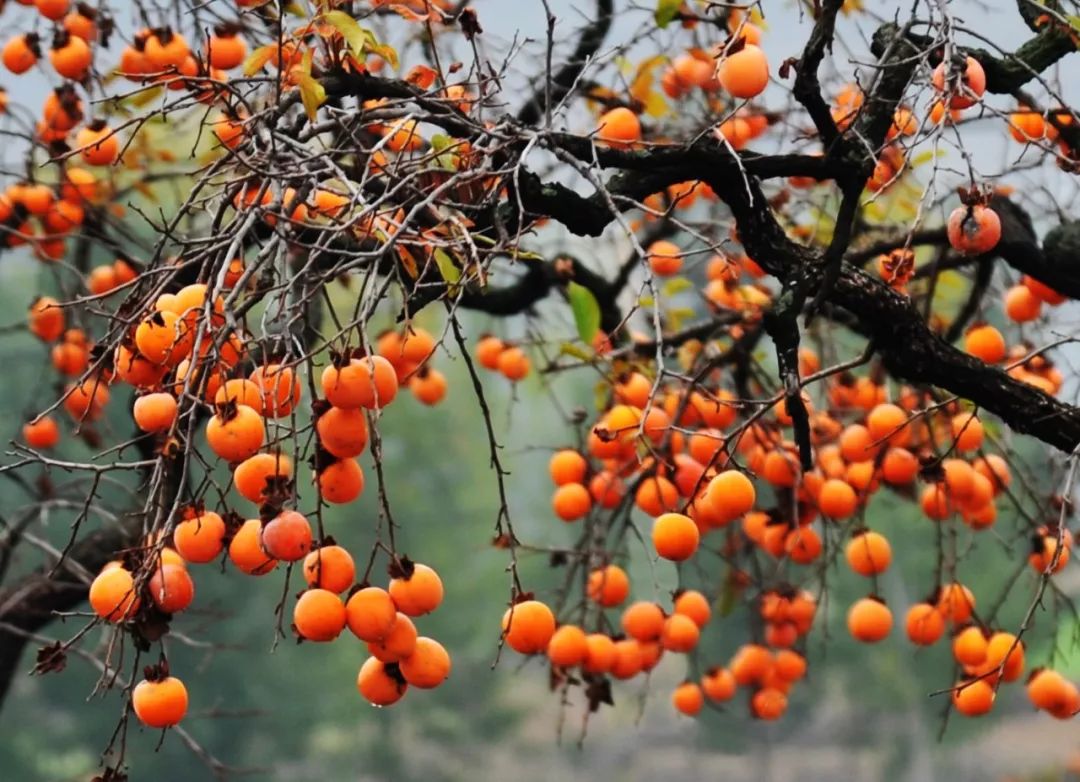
xmin=1 ymin=0 xmax=1080 ymax=779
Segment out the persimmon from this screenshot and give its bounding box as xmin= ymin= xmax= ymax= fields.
xmin=316 ymin=406 xmax=368 ymax=459
xmin=207 ymin=30 xmax=247 ymax=70
xmin=398 ymin=637 xmax=451 ymax=689
xmin=702 ymin=667 xmax=736 ymax=701
xmin=214 ymin=378 xmax=263 ymax=414
xmin=250 ymin=363 xmax=301 ymax=417
xmin=63 ymin=379 xmax=109 ymax=421
xmin=317 ymin=458 xmax=365 ymax=504
xmin=652 ymin=512 xmax=699 ymax=561
xmin=496 ymin=346 xmax=530 ymax=381
xmin=672 ymin=682 xmax=704 ymax=716
xmin=22 ymin=416 xmax=60 ymax=449
xmin=49 ymin=33 xmax=92 ymax=79
xmin=549 ymin=449 xmax=588 ymax=486
xmin=586 ymin=564 xmax=629 ymax=607
xmin=866 ymin=403 xmax=910 ymax=447
xmin=784 ymin=526 xmax=822 ymax=564
xmin=388 ymin=562 xmax=443 ymax=616
xmin=408 ymin=368 xmax=446 ymax=405
xmin=751 ymin=688 xmax=788 ymax=720
xmin=553 ymin=482 xmax=591 ymax=522
xmin=132 ymin=675 xmax=188 ymax=728
xmin=983 ymin=631 xmax=1025 ymax=682
xmin=818 ymin=478 xmax=857 ymax=520
xmin=937 ymin=582 xmax=976 ymax=624
xmin=366 ymin=611 xmax=418 ymax=661
xmin=293 ymin=589 xmax=347 ymax=642
xmin=51 ymin=337 xmax=89 ymax=376
xmin=661 ymin=613 xmax=700 ymax=652
xmin=845 ymin=531 xmax=892 ymax=576
xmin=673 ymin=589 xmax=711 ymax=628
xmin=582 ymin=633 xmax=617 ymax=674
xmin=882 ymin=447 xmax=919 ymax=485
xmin=261 ymin=510 xmax=312 ymax=562
xmin=205 ymin=404 xmax=265 ymax=462
xmin=905 ymin=602 xmax=945 ymax=645
xmin=502 ymin=600 xmax=556 ymax=654
xmin=647 ymin=240 xmax=683 ymax=277
xmin=145 ymin=29 xmax=189 ymax=68
xmin=964 ymin=324 xmax=1006 ymax=363
xmin=606 ymin=639 xmax=640 ymax=678
xmin=717 ymin=44 xmax=769 ymax=99
xmin=76 ymin=122 xmax=120 ymax=166
xmin=475 ymin=335 xmax=505 ymax=370
xmin=621 ymin=601 xmax=665 ymax=642
xmin=228 ymin=518 xmax=277 ymax=575
xmin=932 ymin=56 xmax=986 ymax=109
xmin=357 ymin=657 xmax=407 ymax=706
xmin=547 ymin=624 xmax=588 ymax=667
xmin=173 ymin=510 xmax=226 ymax=564
xmin=947 ymin=205 xmax=1001 ymax=255
xmin=232 ymin=453 xmax=290 ymax=504
xmin=1022 ymin=274 xmax=1067 ymax=306
xmin=89 ymin=566 xmax=140 ymax=622
xmin=1004 ymin=284 xmax=1042 ymax=322
xmin=847 ymin=597 xmax=892 ymax=643
xmin=29 ymin=296 xmax=65 ymax=342
xmin=63 ymin=10 xmax=95 ymax=40
xmin=148 ymin=564 xmax=194 ymax=614
xmin=1030 ymin=533 xmax=1070 ymax=574
xmin=952 ymin=626 xmax=988 ymax=666
xmin=303 ymin=546 xmax=356 ymax=593
xmin=952 ymin=679 xmax=994 ymax=716
xmin=706 ymin=469 xmax=756 ymax=521
xmin=321 ymin=356 xmax=398 ymax=409
xmin=596 ymin=107 xmax=641 ymax=149
xmin=3 ymin=34 xmax=39 ymax=74
xmin=133 ymin=393 xmax=178 ymax=433
xmin=345 ymin=586 xmax=397 ymax=642
xmin=950 ymin=412 xmax=984 ymax=451
xmin=1027 ymin=669 xmax=1074 ymax=713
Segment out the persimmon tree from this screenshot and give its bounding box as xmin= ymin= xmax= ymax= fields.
xmin=1 ymin=0 xmax=1080 ymax=775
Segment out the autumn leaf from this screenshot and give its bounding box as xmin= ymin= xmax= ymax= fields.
xmin=654 ymin=0 xmax=682 ymax=28
xmin=405 ymin=64 xmax=438 ymax=90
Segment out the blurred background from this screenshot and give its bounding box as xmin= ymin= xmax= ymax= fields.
xmin=1 ymin=1 xmax=1080 ymax=781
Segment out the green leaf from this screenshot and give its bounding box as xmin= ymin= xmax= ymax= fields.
xmin=654 ymin=0 xmax=682 ymax=28
xmin=567 ymin=282 xmax=601 ymax=344
xmin=433 ymin=248 xmax=460 ymax=285
xmin=560 ymin=343 xmax=594 ymax=362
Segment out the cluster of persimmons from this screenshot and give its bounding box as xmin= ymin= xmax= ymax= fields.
xmin=4 ymin=0 xmax=1079 ymax=752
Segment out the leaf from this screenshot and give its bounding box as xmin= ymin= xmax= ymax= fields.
xmin=567 ymin=282 xmax=601 ymax=344
xmin=560 ymin=343 xmax=594 ymax=362
xmin=321 ymin=11 xmax=400 ymax=69
xmin=433 ymin=248 xmax=460 ymax=285
xmin=243 ymin=44 xmax=276 ymax=76
xmin=405 ymin=64 xmax=438 ymax=90
xmin=294 ymin=52 xmax=325 ymax=122
xmin=397 ymin=246 xmax=419 ymax=279
xmin=662 ymin=277 xmax=693 ymax=296
xmin=654 ymin=0 xmax=682 ymax=28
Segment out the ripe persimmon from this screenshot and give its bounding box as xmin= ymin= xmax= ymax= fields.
xmin=49 ymin=33 xmax=91 ymax=79
xmin=549 ymin=449 xmax=588 ymax=486
xmin=582 ymin=633 xmax=617 ymax=674
xmin=228 ymin=518 xmax=277 ymax=575
xmin=357 ymin=657 xmax=407 ymax=706
xmin=475 ymin=335 xmax=504 ymax=370
xmin=621 ymin=601 xmax=665 ymax=642
xmin=148 ymin=564 xmax=194 ymax=614
xmin=205 ymin=404 xmax=264 ymax=462
xmin=553 ymin=482 xmax=591 ymax=521
xmin=3 ymin=34 xmax=39 ymax=74
xmin=847 ymin=597 xmax=892 ymax=643
xmin=75 ymin=122 xmax=120 ymax=166
xmin=661 ymin=612 xmax=700 ymax=652
xmin=717 ymin=43 xmax=769 ymax=99
xmin=547 ymin=624 xmax=588 ymax=667
xmin=496 ymin=345 xmax=530 ymax=380
xmin=845 ymin=531 xmax=892 ymax=576
xmin=672 ymin=682 xmax=704 ymax=715
xmin=702 ymin=667 xmax=737 ymax=701
xmin=261 ymin=510 xmax=312 ymax=562
xmin=964 ymin=324 xmax=1006 ymax=363
xmin=294 ymin=588 xmax=347 ymax=642
xmin=586 ymin=564 xmax=629 ymax=607
xmin=398 ymin=636 xmax=451 ymax=689
xmin=707 ymin=469 xmax=756 ymax=521
xmin=905 ymin=603 xmax=945 ymax=645
xmin=652 ymin=512 xmax=699 ymax=561
xmin=937 ymin=582 xmax=976 ymax=624
xmin=751 ymin=687 xmax=788 ymax=720
xmin=132 ymin=675 xmax=188 ymax=728
xmin=952 ymin=679 xmax=994 ymax=716
xmin=1004 ymin=284 xmax=1042 ymax=322
xmin=502 ymin=600 xmax=556 ymax=654
xmin=233 ymin=452 xmax=292 ymax=504
xmin=303 ymin=545 xmax=356 ymax=593
xmin=89 ymin=566 xmax=140 ymax=622
xmin=22 ymin=416 xmax=60 ymax=449
xmin=316 ymin=406 xmax=368 ymax=458
xmin=132 ymin=392 xmax=178 ymax=433
xmin=596 ymin=107 xmax=641 ymax=148
xmin=346 ymin=586 xmax=397 ymax=642
xmin=388 ymin=562 xmax=443 ymax=616
xmin=932 ymin=56 xmax=986 ymax=109
xmin=317 ymin=458 xmax=365 ymax=504
xmin=173 ymin=510 xmax=226 ymax=564
xmin=673 ymin=589 xmax=711 ymax=628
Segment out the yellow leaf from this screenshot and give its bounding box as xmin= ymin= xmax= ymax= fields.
xmin=243 ymin=45 xmax=277 ymax=76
